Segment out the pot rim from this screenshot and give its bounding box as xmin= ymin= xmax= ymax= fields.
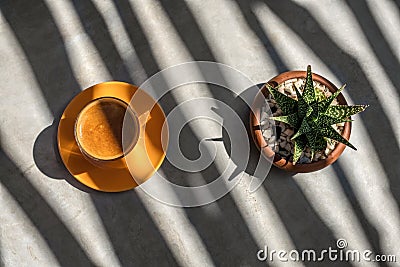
xmin=250 ymin=70 xmax=352 ymax=173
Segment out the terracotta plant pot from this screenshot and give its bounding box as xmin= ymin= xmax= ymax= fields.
xmin=250 ymin=70 xmax=351 ymax=173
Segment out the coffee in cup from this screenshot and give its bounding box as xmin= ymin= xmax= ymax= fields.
xmin=74 ymin=97 xmax=139 ymax=166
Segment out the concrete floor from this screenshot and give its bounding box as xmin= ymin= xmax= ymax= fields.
xmin=1 ymin=0 xmax=400 ymax=266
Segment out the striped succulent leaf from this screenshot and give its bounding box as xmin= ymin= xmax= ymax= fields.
xmin=294 ymin=86 xmax=309 ymax=118
xmin=270 ymin=113 xmax=299 ymax=128
xmin=324 ymin=105 xmax=368 ymax=119
xmin=266 ymin=84 xmax=297 ymax=114
xmin=293 ymin=136 xmax=307 ymax=163
xmin=318 ymin=84 xmax=346 ymax=112
xmin=292 ymin=119 xmax=312 ymax=139
xmin=306 ymin=131 xmax=327 ymax=151
xmin=316 ymin=114 xmax=352 ymax=128
xmin=267 ymin=65 xmax=368 ymax=164
xmin=320 ymin=127 xmax=356 ymax=150
xmin=302 ymin=65 xmax=316 ymax=104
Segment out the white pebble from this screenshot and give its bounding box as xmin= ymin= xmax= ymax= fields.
xmin=314 ymin=152 xmax=322 ymax=161
xmin=263 ymin=129 xmax=273 ymax=138
xmin=294 ymin=80 xmax=303 ymax=90
xmin=260 ymin=111 xmax=268 ymax=121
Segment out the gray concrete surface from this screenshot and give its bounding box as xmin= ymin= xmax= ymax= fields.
xmin=1 ymin=0 xmax=400 ymax=266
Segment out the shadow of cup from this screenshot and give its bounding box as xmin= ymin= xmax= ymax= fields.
xmin=33 ymin=119 xmax=96 ymax=193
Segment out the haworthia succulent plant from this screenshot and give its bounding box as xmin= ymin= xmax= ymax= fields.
xmin=267 ymin=65 xmax=368 ymax=164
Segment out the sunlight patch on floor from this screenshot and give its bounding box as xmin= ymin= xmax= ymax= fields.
xmin=44 ymin=0 xmax=110 ymax=87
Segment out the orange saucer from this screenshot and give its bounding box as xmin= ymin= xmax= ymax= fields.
xmin=57 ymin=81 xmax=168 ymax=192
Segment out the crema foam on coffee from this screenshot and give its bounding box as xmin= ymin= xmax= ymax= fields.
xmin=76 ymin=98 xmax=138 ymax=160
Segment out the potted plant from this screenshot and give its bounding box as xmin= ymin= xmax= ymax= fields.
xmin=250 ymin=65 xmax=368 ymax=172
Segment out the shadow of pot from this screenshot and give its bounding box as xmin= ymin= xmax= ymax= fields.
xmin=250 ymin=70 xmax=351 ymax=173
